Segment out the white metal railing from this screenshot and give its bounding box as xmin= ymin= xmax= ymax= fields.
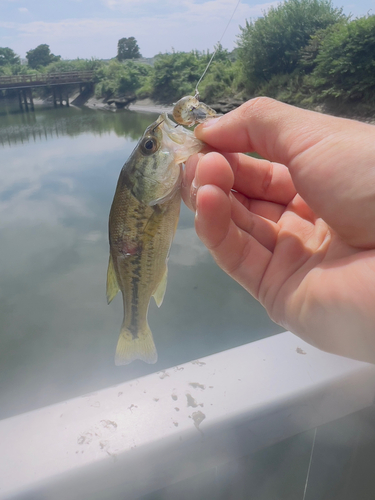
xmin=0 ymin=331 xmax=374 ymax=500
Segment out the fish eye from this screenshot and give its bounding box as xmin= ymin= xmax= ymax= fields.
xmin=141 ymin=136 xmax=158 ymax=155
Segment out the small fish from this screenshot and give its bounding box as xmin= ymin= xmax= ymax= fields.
xmin=173 ymin=95 xmax=218 ymax=127
xmin=107 ymin=113 xmax=204 ymax=365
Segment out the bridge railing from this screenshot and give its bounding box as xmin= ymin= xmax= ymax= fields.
xmin=0 ymin=71 xmax=94 ymax=88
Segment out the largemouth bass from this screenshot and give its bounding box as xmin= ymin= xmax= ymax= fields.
xmin=107 ymin=113 xmax=204 ymax=365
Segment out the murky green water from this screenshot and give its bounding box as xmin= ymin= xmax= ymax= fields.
xmin=0 ymin=104 xmax=283 ymax=419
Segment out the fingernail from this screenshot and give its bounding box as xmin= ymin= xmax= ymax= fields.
xmin=200 ymin=116 xmax=221 ymax=129
xmin=181 ymin=174 xmax=188 ymax=189
xmin=182 ymin=153 xmax=203 ymax=189
xmin=195 ymin=117 xmax=221 ymax=137
xmin=190 ymin=177 xmax=199 ymax=210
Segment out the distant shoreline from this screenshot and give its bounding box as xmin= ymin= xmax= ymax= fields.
xmin=0 ymin=94 xmax=173 ymax=115
xmin=128 ymin=98 xmax=173 ymax=114
xmin=82 ymin=95 xmax=173 ymax=114
xmin=81 ymin=96 xmax=375 ymax=125
xmin=1 ymin=94 xmax=374 ymax=125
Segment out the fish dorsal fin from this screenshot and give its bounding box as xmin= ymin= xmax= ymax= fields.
xmin=153 ymin=266 xmax=168 ymax=307
xmin=106 ymin=254 xmax=120 ymax=304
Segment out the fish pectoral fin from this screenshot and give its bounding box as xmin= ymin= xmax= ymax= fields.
xmin=115 ymin=324 xmax=158 ymax=365
xmin=153 ymin=267 xmax=168 ymax=307
xmin=106 ymin=255 xmax=120 ymax=304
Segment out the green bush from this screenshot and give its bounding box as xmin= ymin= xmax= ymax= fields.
xmin=150 ymin=46 xmax=234 ymax=103
xmin=46 ymin=58 xmax=103 ymax=74
xmin=198 ymin=59 xmax=236 ymax=102
xmin=94 ymin=59 xmax=151 ymax=98
xmin=310 ymin=15 xmax=375 ymax=103
xmin=237 ymin=0 xmax=345 ymax=92
xmin=151 ymin=51 xmax=203 ymax=103
xmin=136 ymin=73 xmax=154 ymax=99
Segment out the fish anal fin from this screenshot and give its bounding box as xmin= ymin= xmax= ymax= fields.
xmin=115 ymin=324 xmax=158 ymax=366
xmin=106 ymin=254 xmax=120 ymax=304
xmin=153 ymin=267 xmax=168 ymax=307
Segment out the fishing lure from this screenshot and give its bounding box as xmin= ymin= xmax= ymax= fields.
xmin=172 ymin=95 xmax=217 ymax=127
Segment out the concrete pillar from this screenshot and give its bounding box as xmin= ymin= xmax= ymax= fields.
xmin=22 ymin=89 xmax=29 ymax=112
xmin=18 ymin=90 xmax=23 ymax=112
xmin=29 ymin=89 xmax=34 ymax=111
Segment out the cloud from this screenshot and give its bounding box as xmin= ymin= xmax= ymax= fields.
xmin=170 ymin=227 xmax=209 ymax=267
xmin=0 ymin=1 xmax=277 ymax=58
xmin=0 ymin=22 xmax=17 ymax=28
xmin=0 ymin=133 xmax=124 ymax=206
xmin=17 ymin=7 xmax=29 ymax=13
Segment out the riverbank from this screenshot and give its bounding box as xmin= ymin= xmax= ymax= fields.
xmin=83 ymin=95 xmax=375 ymax=125
xmin=81 ymin=95 xmax=173 ymax=114
xmin=1 ymin=92 xmax=373 ymax=125
xmin=128 ymin=98 xmax=173 ymax=114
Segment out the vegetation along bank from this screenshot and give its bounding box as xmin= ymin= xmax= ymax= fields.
xmin=1 ymin=0 xmax=374 ymax=119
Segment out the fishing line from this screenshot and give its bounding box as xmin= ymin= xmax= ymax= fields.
xmin=194 ymin=0 xmax=241 ymax=97
xmin=302 ymin=427 xmax=317 ymax=500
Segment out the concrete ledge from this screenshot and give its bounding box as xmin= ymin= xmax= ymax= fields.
xmin=1 ymin=331 xmax=375 ymax=499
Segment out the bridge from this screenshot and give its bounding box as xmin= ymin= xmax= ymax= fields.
xmin=0 ymin=70 xmax=94 ymax=111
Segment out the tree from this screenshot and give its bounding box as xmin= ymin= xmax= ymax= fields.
xmin=237 ymin=0 xmax=345 ymax=92
xmin=94 ymin=60 xmax=151 ymax=98
xmin=117 ymin=37 xmax=141 ymax=60
xmin=0 ymin=47 xmax=20 ymax=66
xmin=311 ymin=15 xmax=375 ymax=103
xmin=26 ymin=44 xmax=61 ymax=69
xmin=149 ymin=48 xmax=235 ymax=104
xmin=151 ymin=51 xmax=202 ymax=103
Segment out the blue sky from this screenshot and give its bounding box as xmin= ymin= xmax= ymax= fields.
xmin=0 ymin=0 xmax=374 ymax=60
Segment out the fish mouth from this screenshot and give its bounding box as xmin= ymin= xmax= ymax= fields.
xmin=158 ymin=113 xmax=186 ymax=145
xmin=150 ymin=112 xmax=203 ymax=164
xmin=152 ymin=113 xmax=168 ymax=129
xmin=158 ymin=113 xmax=175 ymax=129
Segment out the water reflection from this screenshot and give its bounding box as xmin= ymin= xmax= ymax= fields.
xmin=0 ymin=104 xmax=283 ymax=420
xmin=0 ymin=105 xmax=152 ymax=146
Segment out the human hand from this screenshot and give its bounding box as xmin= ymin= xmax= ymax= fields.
xmin=182 ymin=98 xmax=375 ymax=363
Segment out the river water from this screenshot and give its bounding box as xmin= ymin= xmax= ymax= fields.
xmin=0 ymin=104 xmax=282 ymax=419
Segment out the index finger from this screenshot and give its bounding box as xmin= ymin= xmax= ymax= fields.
xmin=221 ymin=152 xmax=296 ymax=205
xmin=183 ymin=152 xmax=296 ymax=207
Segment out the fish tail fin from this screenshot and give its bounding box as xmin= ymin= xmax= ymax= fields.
xmin=115 ymin=324 xmax=158 ymax=366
